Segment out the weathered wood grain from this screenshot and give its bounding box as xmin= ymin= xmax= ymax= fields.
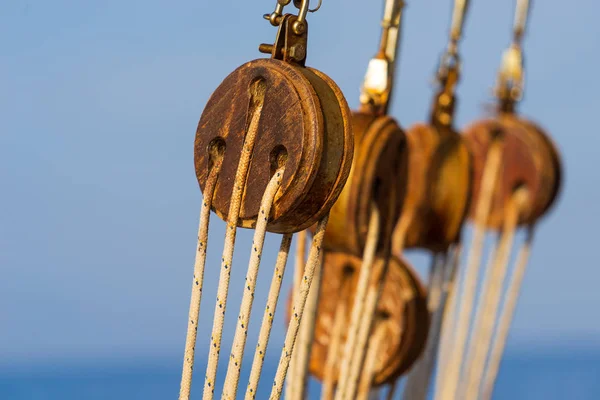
xmin=194 ymin=58 xmax=353 ymax=233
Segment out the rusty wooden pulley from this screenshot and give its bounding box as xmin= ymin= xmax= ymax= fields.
xmin=463 ymin=113 xmax=562 ymax=229
xmin=194 ymin=14 xmax=353 ymax=234
xmin=393 ymin=72 xmax=472 ymax=254
xmin=322 ymin=113 xmax=408 ymax=255
xmin=317 ymin=0 xmax=408 ymax=256
xmin=295 ymin=251 xmax=429 ymax=386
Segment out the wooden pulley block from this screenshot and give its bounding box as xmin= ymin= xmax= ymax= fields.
xmin=322 ymin=113 xmax=408 ymax=255
xmin=463 ymin=113 xmax=562 ymax=229
xmin=393 ymin=122 xmax=472 ymax=253
xmin=194 ymin=15 xmax=353 ymax=234
xmin=294 ymin=251 xmax=429 ymax=386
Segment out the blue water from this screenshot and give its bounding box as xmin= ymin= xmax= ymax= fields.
xmin=1 ymin=351 xmax=599 ymax=399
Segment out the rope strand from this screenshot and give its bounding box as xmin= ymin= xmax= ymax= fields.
xmin=419 ymin=248 xmax=461 ymax=400
xmin=344 ymin=256 xmax=391 ymax=400
xmin=286 ymin=230 xmax=308 ymax=400
xmin=245 ymin=233 xmax=294 ymax=399
xmin=222 ymin=167 xmax=286 ymax=399
xmin=357 ymin=322 xmax=387 ymax=400
xmin=334 ymin=205 xmax=381 ymax=400
xmin=179 ymin=159 xmax=223 ymax=400
xmin=437 ymin=138 xmax=502 ymax=400
xmin=202 ymin=95 xmax=264 ymax=400
xmin=269 ymin=214 xmax=330 ymax=400
xmin=292 ymin=249 xmax=326 ymax=400
xmin=403 ymin=253 xmax=447 ymax=400
xmin=321 ymin=298 xmax=348 ymax=400
xmin=434 ymin=246 xmax=462 ymax=399
xmin=480 ymin=228 xmax=534 ymax=400
xmin=461 ymin=188 xmax=528 ymax=400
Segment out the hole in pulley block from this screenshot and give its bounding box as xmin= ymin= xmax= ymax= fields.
xmin=207 ymin=137 xmax=226 ymax=172
xmin=270 ymin=144 xmax=288 ymax=177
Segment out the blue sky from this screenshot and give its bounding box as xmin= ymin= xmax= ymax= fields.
xmin=1 ymin=0 xmax=598 ymax=368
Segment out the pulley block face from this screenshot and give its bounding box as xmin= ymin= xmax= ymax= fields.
xmin=297 ymin=252 xmax=429 ymax=386
xmin=195 ymin=58 xmax=353 ymax=233
xmin=464 ymin=115 xmax=562 ymax=229
xmin=324 ymin=113 xmax=408 ymax=255
xmin=395 ymin=123 xmax=472 ymax=253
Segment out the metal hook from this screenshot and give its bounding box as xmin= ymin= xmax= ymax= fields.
xmin=308 ymin=0 xmax=323 ymax=12
xmin=292 ymin=0 xmax=311 ymax=34
xmin=263 ymin=0 xmax=289 ymax=27
xmin=264 ymin=0 xmax=313 ymax=35
xmin=293 ymin=0 xmax=321 ymax=13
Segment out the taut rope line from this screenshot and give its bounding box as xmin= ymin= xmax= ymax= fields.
xmin=357 ymin=321 xmax=387 ymax=400
xmin=246 ymin=233 xmax=294 ymax=399
xmin=222 ymin=166 xmax=287 ymax=399
xmin=434 ymin=247 xmax=462 ymax=399
xmin=437 ymin=137 xmax=502 ymax=400
xmin=286 ymin=230 xmax=308 ymax=400
xmin=270 ymin=214 xmax=330 ymax=400
xmin=480 ymin=228 xmax=534 ymax=400
xmin=334 ymin=205 xmax=382 ymax=400
xmin=203 ymin=85 xmax=265 ymax=400
xmin=343 ymin=256 xmax=391 ymax=400
xmin=461 ymin=188 xmax=529 ymax=400
xmin=292 ymin=247 xmax=326 ymax=400
xmin=179 ymin=155 xmax=224 ymax=400
xmin=321 ymin=295 xmax=348 ymax=400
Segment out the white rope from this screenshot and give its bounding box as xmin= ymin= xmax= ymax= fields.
xmin=286 ymin=230 xmax=308 ymax=400
xmin=461 ymin=188 xmax=528 ymax=400
xmin=357 ymin=321 xmax=387 ymax=400
xmin=222 ymin=167 xmax=286 ymax=399
xmin=480 ymin=228 xmax=534 ymax=400
xmin=321 ymin=296 xmax=348 ymax=400
xmin=402 ymin=253 xmax=447 ymax=400
xmin=420 ymin=247 xmax=461 ymax=400
xmin=179 ymin=159 xmax=223 ymax=400
xmin=202 ymin=92 xmax=264 ymax=400
xmin=334 ymin=205 xmax=381 ymax=400
xmin=344 ymin=256 xmax=390 ymax=400
xmin=437 ymin=138 xmax=502 ymax=400
xmin=291 ymin=249 xmax=325 ymax=400
xmin=433 ymin=246 xmax=462 ymax=399
xmin=269 ymin=214 xmax=330 ymax=400
xmin=245 ymin=233 xmax=294 ymax=399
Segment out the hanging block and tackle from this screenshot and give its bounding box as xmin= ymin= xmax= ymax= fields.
xmin=398 ymin=1 xmax=473 ymax=400
xmin=437 ymin=1 xmax=563 ymax=400
xmin=179 ymin=1 xmax=354 ymax=399
xmin=285 ymin=1 xmax=430 ymax=399
xmin=300 ymin=252 xmax=429 ymax=388
xmin=392 ymin=0 xmax=472 ymax=255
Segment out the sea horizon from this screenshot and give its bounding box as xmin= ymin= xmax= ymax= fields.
xmin=2 ymin=345 xmax=599 ymax=399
